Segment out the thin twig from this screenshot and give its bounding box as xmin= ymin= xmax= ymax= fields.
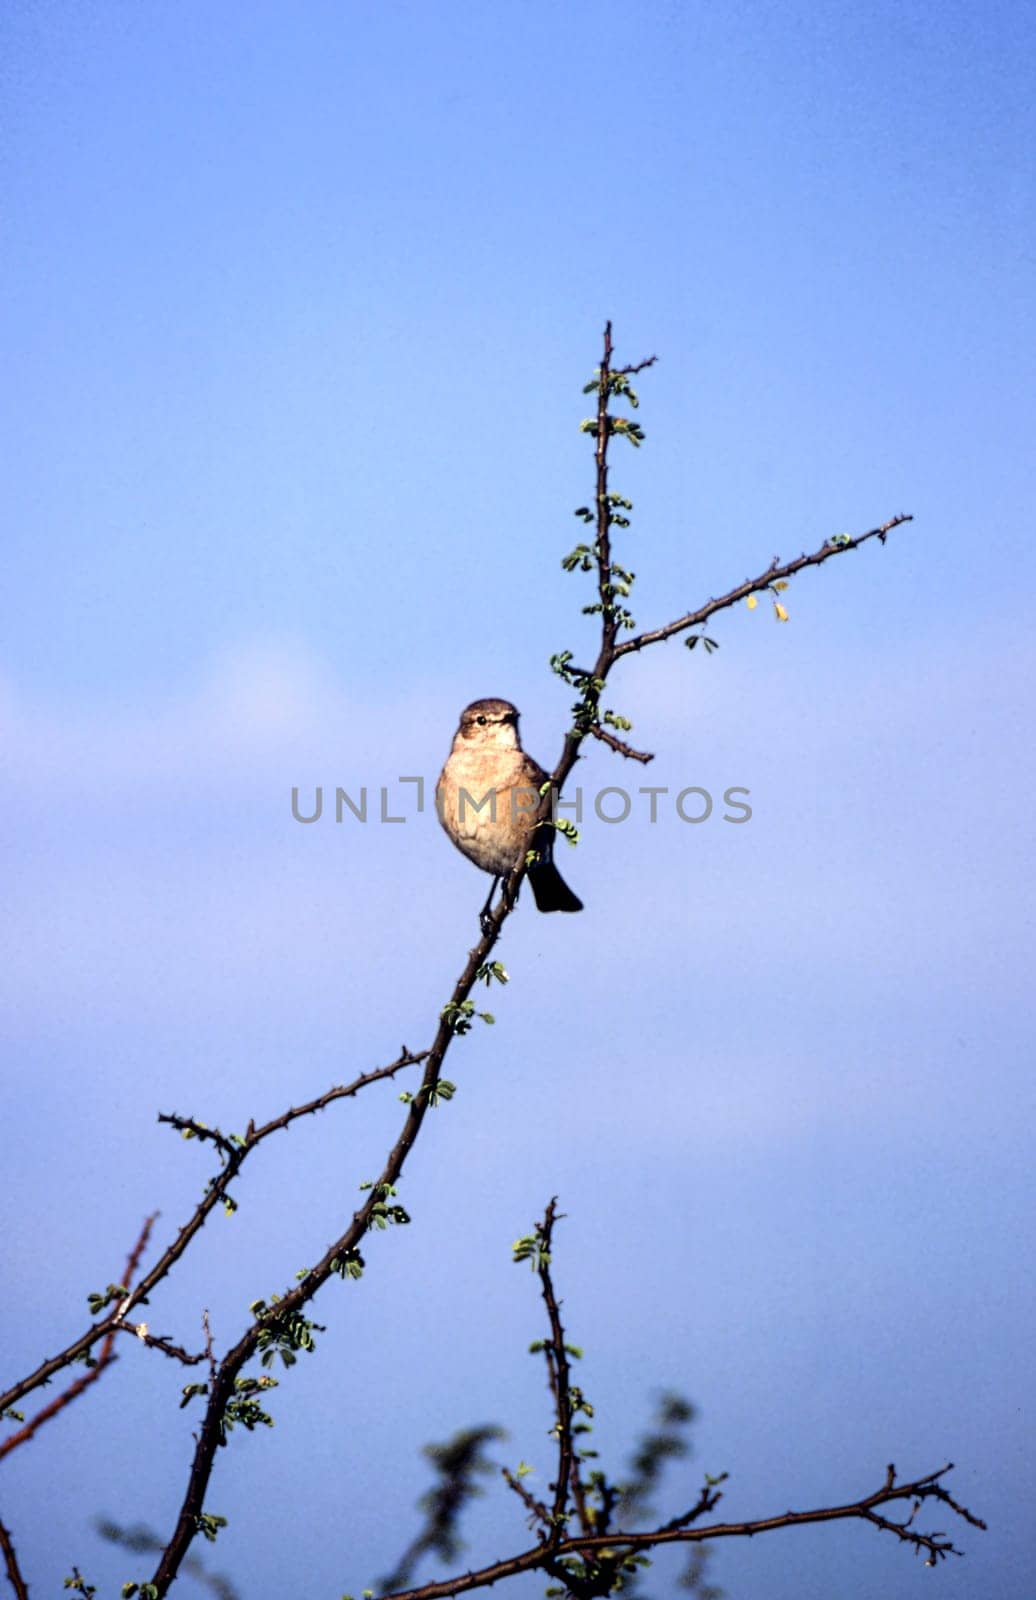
xmin=614 ymin=516 xmax=913 ymax=659
xmin=654 ymin=1478 xmax=727 ymax=1533
xmin=536 ymin=1203 xmax=575 ymax=1536
xmin=157 ymin=1117 xmax=240 ymax=1161
xmin=586 ymin=723 xmax=654 ymax=763
xmin=202 ymin=1310 xmax=217 ymax=1386
xmin=596 ymin=326 xmax=619 ymax=663
xmin=534 ymin=1203 xmax=591 ymax=1542
xmin=0 ymin=1518 xmax=29 ymax=1600
xmin=115 ymin=1325 xmax=208 ymax=1366
xmin=614 ymin=354 xmax=658 ymax=376
xmin=502 ymin=1468 xmax=552 ymax=1538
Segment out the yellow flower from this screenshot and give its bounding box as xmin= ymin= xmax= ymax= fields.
xmin=774 ymin=602 xmax=789 ymax=622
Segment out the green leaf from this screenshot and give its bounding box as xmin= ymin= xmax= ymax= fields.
xmin=87 ymin=1282 xmax=130 ymax=1315
xmin=440 ymin=998 xmax=476 ymax=1035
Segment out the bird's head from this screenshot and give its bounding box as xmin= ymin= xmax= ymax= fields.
xmin=454 ymin=698 xmax=521 ymax=751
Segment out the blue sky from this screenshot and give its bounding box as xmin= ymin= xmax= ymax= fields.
xmin=2 ymin=1 xmax=1033 ymax=1596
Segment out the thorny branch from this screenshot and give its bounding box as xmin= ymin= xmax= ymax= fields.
xmin=114 ymin=1325 xmax=209 ymax=1368
xmin=586 ymin=722 xmax=653 ymax=763
xmin=613 ymin=513 xmax=913 ymax=660
xmin=532 ymin=1202 xmax=590 ymax=1542
xmin=0 ymin=1050 xmax=428 ymax=1419
xmin=502 ymin=1468 xmax=552 ymax=1535
xmin=375 ymin=1463 xmax=986 ymax=1600
xmin=377 ymin=1207 xmax=983 ymax=1600
xmin=2 ymin=323 xmax=944 ymax=1596
xmin=0 ymin=1518 xmax=29 ymax=1600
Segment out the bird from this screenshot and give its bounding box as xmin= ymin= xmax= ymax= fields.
xmin=437 ymin=697 xmax=583 ymax=929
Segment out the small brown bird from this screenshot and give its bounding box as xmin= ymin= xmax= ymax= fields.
xmin=437 ymin=697 xmax=583 ymax=928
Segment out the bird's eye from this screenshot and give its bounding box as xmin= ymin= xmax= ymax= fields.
xmin=476 ymin=715 xmax=487 ymax=726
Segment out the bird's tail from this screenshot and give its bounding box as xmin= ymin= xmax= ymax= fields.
xmin=528 ymin=860 xmax=583 ymax=914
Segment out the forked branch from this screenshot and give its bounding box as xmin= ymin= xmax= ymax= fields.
xmin=378 ymin=1208 xmax=984 ymax=1600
